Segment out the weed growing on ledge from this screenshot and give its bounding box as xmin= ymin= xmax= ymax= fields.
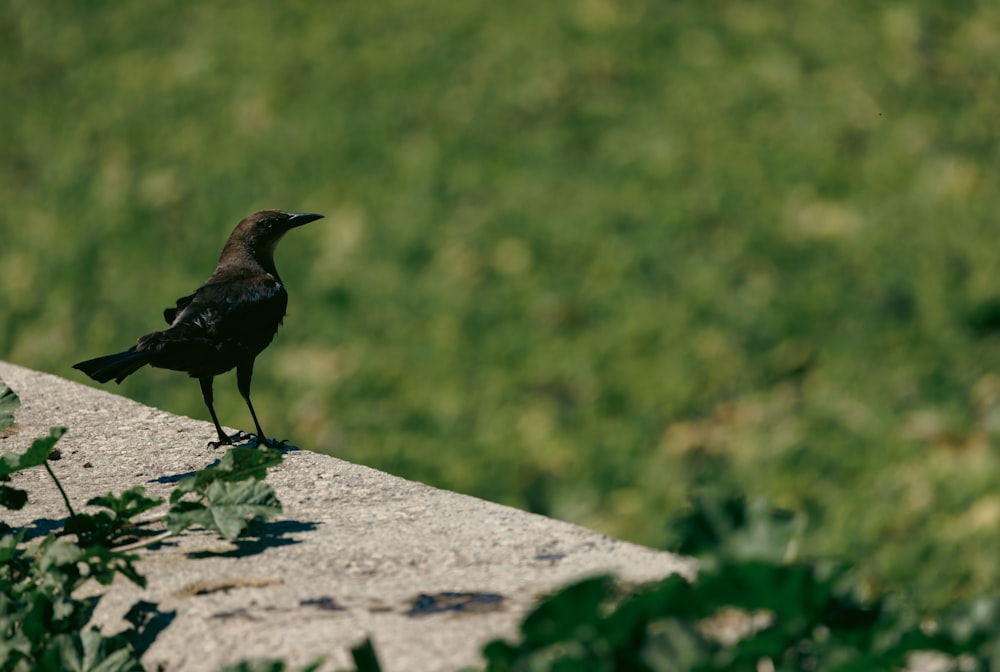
xmin=334 ymin=492 xmax=1000 ymax=672
xmin=0 ymin=379 xmax=285 ymax=671
xmin=8 ymin=372 xmax=1000 ymax=671
xmin=471 ymin=491 xmax=1000 ymax=671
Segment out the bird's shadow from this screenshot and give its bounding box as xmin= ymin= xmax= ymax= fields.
xmin=149 ymin=471 xmax=197 ymax=484
xmin=186 ymin=519 xmax=319 ymax=559
xmin=148 ymin=440 xmax=300 ymax=485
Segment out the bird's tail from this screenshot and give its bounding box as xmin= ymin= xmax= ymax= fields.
xmin=73 ymin=349 xmax=152 ymax=384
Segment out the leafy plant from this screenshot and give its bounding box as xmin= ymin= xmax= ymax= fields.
xmin=65 ymin=487 xmax=165 ymax=548
xmin=219 ymin=634 xmax=378 ymax=672
xmin=167 ymin=446 xmax=283 ymax=541
xmin=219 ymin=661 xmax=324 ymax=672
xmin=477 ymin=491 xmax=1000 ymax=671
xmin=0 ymin=379 xmax=286 ymax=671
xmin=0 ymin=383 xmax=18 ymax=436
xmin=1 ymin=417 xmax=145 ymax=670
xmin=0 ymin=427 xmax=66 ymax=516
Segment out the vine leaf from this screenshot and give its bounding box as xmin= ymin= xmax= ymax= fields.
xmin=0 ymin=381 xmax=19 ymax=433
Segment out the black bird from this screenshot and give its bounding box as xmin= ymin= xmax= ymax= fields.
xmin=74 ymin=210 xmax=323 ymax=447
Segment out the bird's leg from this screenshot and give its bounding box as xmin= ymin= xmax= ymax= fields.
xmin=200 ymin=377 xmax=248 ymax=447
xmin=237 ymin=360 xmax=273 ymax=447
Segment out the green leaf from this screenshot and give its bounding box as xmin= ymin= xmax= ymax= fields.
xmin=640 ymin=618 xmax=712 ymax=672
xmin=601 ymin=574 xmax=696 ymax=651
xmin=0 ymin=626 xmax=33 ymax=668
xmin=0 ymin=382 xmax=19 ymax=433
xmin=218 ymin=659 xmax=324 ymax=672
xmin=218 ymin=663 xmax=287 ymax=672
xmin=39 ymin=629 xmax=142 ymax=672
xmin=216 ymin=446 xmax=283 ymax=479
xmin=481 ymin=639 xmax=519 ymax=669
xmin=65 ymin=487 xmax=165 ymax=547
xmin=0 ymin=427 xmax=67 ymax=478
xmin=350 ymin=638 xmax=382 ymax=672
xmin=171 ymin=447 xmax=283 ymax=502
xmin=87 ymin=487 xmax=163 ymax=520
xmin=39 ymin=537 xmax=85 ymax=572
xmin=0 ymin=529 xmax=23 ymax=563
xmin=671 ymin=490 xmax=805 ymax=565
xmin=204 ymin=480 xmax=281 ymax=540
xmin=167 ymin=479 xmax=281 ymax=540
xmin=939 ymin=596 xmax=1000 ymax=648
xmin=165 ymin=500 xmax=214 ymax=536
xmin=520 ymin=575 xmax=614 ymax=648
xmin=65 ymin=512 xmax=118 ymax=547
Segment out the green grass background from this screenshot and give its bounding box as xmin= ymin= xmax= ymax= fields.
xmin=3 ymin=1 xmax=1000 ymax=609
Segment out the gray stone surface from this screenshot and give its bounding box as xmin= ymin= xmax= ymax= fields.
xmin=0 ymin=361 xmax=694 ymax=671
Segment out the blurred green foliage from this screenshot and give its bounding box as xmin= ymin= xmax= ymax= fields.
xmin=479 ymin=493 xmax=1000 ymax=672
xmin=3 ymin=1 xmax=1000 ymax=609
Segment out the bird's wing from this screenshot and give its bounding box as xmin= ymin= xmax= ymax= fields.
xmin=169 ymin=275 xmax=289 ymax=342
xmin=164 ymin=293 xmax=196 ymax=325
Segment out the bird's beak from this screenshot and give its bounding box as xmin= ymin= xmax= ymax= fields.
xmin=286 ymin=212 xmax=324 ymax=228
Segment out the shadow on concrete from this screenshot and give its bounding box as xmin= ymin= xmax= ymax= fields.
xmin=149 ymin=443 xmax=300 ymax=485
xmin=19 ymin=517 xmax=66 ymax=542
xmin=124 ymin=600 xmax=177 ymax=656
xmin=186 ymin=519 xmax=319 ymax=560
xmin=270 ymin=441 xmax=301 ymax=455
xmin=300 ymin=596 xmax=347 ymax=611
xmin=406 ymin=591 xmax=506 ymax=616
xmin=149 ymin=470 xmax=197 ymax=484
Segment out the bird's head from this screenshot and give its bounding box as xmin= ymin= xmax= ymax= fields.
xmin=225 ymin=210 xmax=324 ymax=269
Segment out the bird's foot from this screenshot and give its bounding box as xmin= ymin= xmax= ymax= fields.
xmin=255 ymin=436 xmax=289 ymax=450
xmin=207 ymin=430 xmax=254 ymax=448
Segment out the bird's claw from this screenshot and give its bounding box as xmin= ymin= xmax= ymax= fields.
xmin=206 ymin=431 xmax=288 ymax=450
xmin=207 ymin=430 xmax=254 ymax=448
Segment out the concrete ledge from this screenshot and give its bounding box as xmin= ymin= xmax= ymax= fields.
xmin=0 ymin=361 xmax=693 ymax=671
